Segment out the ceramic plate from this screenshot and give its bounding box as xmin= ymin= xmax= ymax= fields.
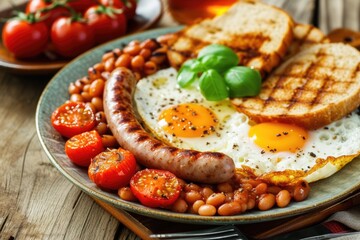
xmin=36 ymin=27 xmax=360 ymax=224
xmin=0 ymin=0 xmax=162 ymax=75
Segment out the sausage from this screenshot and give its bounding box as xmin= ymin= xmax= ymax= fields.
xmin=103 ymin=67 xmax=235 ymax=184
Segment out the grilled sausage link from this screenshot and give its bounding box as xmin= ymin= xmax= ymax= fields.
xmin=103 ymin=67 xmax=235 ymax=184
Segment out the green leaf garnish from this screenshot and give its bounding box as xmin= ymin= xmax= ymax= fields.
xmin=224 ymin=66 xmax=262 ymax=98
xmin=198 ymin=44 xmax=239 ymax=72
xmin=199 ymin=69 xmax=229 ymax=101
xmin=177 ymin=68 xmax=198 ymax=88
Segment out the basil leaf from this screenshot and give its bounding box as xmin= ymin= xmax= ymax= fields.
xmin=179 ymin=59 xmax=197 ymax=72
xmin=199 ymin=69 xmax=229 ymax=101
xmin=177 ymin=68 xmax=198 ymax=88
xmin=224 ymin=66 xmax=262 ymax=98
xmin=198 ymin=44 xmax=239 ymax=72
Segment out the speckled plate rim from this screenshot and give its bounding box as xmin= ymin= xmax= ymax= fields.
xmin=35 ymin=26 xmax=360 ymax=224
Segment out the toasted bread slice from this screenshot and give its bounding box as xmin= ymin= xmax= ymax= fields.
xmin=166 ymin=0 xmax=294 ymax=75
xmin=286 ymin=23 xmax=330 ymax=58
xmin=231 ymin=43 xmax=360 ymax=129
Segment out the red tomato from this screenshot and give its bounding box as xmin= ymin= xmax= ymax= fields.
xmin=67 ymin=0 xmax=98 ymax=13
xmin=122 ymin=0 xmax=137 ymax=19
xmin=85 ymin=5 xmax=127 ymax=44
xmin=2 ymin=18 xmax=49 ymax=58
xmin=65 ymin=130 xmax=104 ymax=167
xmin=26 ymin=0 xmax=70 ymax=27
xmin=51 ymin=17 xmax=95 ymax=58
xmin=88 ymin=148 xmax=137 ymax=191
xmin=130 ymin=169 xmax=181 ymax=208
xmin=51 ymin=102 xmax=96 ymax=138
xmin=99 ymin=0 xmax=125 ymax=9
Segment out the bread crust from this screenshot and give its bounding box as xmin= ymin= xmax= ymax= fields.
xmin=165 ymin=0 xmax=295 ymax=76
xmin=231 ymin=43 xmax=360 ymax=129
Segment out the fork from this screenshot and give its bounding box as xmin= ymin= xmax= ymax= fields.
xmin=149 ymin=224 xmax=248 ymax=240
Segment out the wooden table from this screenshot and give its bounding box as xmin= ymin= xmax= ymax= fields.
xmin=1 ymin=0 xmax=359 ymax=239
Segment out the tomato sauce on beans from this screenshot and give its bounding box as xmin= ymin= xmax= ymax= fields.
xmin=63 ymin=37 xmax=311 ymax=216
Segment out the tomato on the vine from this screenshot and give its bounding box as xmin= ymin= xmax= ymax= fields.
xmin=51 ymin=16 xmax=95 ymax=58
xmin=65 ymin=130 xmax=104 ymax=167
xmin=85 ymin=5 xmax=127 ymax=44
xmin=2 ymin=13 xmax=49 ymax=59
xmin=67 ymin=0 xmax=98 ymax=14
xmin=51 ymin=101 xmax=96 ymax=138
xmin=130 ymin=169 xmax=182 ymax=208
xmin=98 ymin=0 xmax=125 ymax=9
xmin=25 ymin=0 xmax=70 ymax=27
xmin=88 ymin=148 xmax=137 ymax=191
xmin=122 ymin=0 xmax=137 ymax=20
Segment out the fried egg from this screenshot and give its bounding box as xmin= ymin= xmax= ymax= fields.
xmin=134 ymin=68 xmax=360 ymax=185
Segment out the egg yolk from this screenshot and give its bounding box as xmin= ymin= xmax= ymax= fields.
xmin=158 ymin=103 xmax=218 ymax=138
xmin=248 ymin=122 xmax=308 ymax=153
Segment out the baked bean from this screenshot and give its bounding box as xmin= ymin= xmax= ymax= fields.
xmin=171 ymin=198 xmax=188 ymax=213
xmin=293 ymin=181 xmax=310 ymax=202
xmin=267 ymin=185 xmax=282 ymax=195
xmin=206 ymin=193 xmax=226 ymax=207
xmin=118 ymin=187 xmax=137 ymax=201
xmin=74 ymin=79 xmax=85 ymax=89
xmin=95 ymin=111 xmax=107 ymax=123
xmin=83 ymin=84 xmax=90 ymax=93
xmin=93 ymin=63 xmax=105 ymax=73
xmin=234 ymin=189 xmax=249 ymax=203
xmin=128 ymin=40 xmax=140 ymax=46
xmin=224 ymin=192 xmax=234 ymax=203
xmin=247 ymin=198 xmax=256 ymax=210
xmin=123 ymin=45 xmax=141 ymax=56
xmin=115 ymin=53 xmax=131 ymax=68
xmin=70 ymin=93 xmax=84 ymax=102
xmin=68 ymin=82 xmax=81 ymax=95
xmin=184 ymin=183 xmax=201 ymax=192
xmin=88 ymin=66 xmax=102 ymax=81
xmin=81 ymin=91 xmax=92 ymax=102
xmin=198 ymin=204 xmax=216 ymax=216
xmin=89 ymin=79 xmax=105 ymax=98
xmin=101 ymin=135 xmax=118 ymax=148
xmin=131 ymin=55 xmax=145 ymax=70
xmin=104 ymin=57 xmax=115 ymax=72
xmin=141 ymin=39 xmax=160 ymax=50
xmin=112 ymin=48 xmax=122 ymax=57
xmin=184 ymin=190 xmax=202 ymax=204
xmin=144 ymin=61 xmax=157 ymax=75
xmin=242 ymin=183 xmax=253 ymax=191
xmin=258 ymin=193 xmax=276 ymax=211
xmin=201 ymin=187 xmax=214 ymax=200
xmin=91 ymin=97 xmax=103 ymax=111
xmin=276 ymin=190 xmax=291 ymax=208
xmin=191 ymin=200 xmax=205 ymax=214
xmin=95 ymin=122 xmax=108 ymax=135
xmin=254 ymin=183 xmax=268 ymax=195
xmin=102 ymin=51 xmax=115 ymax=62
xmin=139 ymin=48 xmax=152 ymax=60
xmin=217 ymin=201 xmax=242 ymax=216
xmin=217 ymin=182 xmax=233 ymax=193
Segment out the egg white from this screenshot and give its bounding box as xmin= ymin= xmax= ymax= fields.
xmin=134 ymin=68 xmax=360 ymax=183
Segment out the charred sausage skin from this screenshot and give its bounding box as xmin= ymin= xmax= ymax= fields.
xmin=103 ymin=67 xmax=235 ymax=184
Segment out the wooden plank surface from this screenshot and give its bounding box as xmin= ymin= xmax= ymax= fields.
xmin=1 ymin=0 xmax=359 ymax=240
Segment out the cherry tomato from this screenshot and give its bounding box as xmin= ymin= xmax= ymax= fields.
xmin=26 ymin=0 xmax=70 ymax=27
xmin=65 ymin=130 xmax=104 ymax=167
xmin=88 ymin=148 xmax=137 ymax=191
xmin=130 ymin=169 xmax=181 ymax=208
xmin=67 ymin=0 xmax=98 ymax=14
xmin=51 ymin=102 xmax=96 ymax=138
xmin=51 ymin=17 xmax=95 ymax=58
xmin=2 ymin=18 xmax=49 ymax=58
xmin=122 ymin=0 xmax=137 ymax=19
xmin=85 ymin=5 xmax=127 ymax=44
